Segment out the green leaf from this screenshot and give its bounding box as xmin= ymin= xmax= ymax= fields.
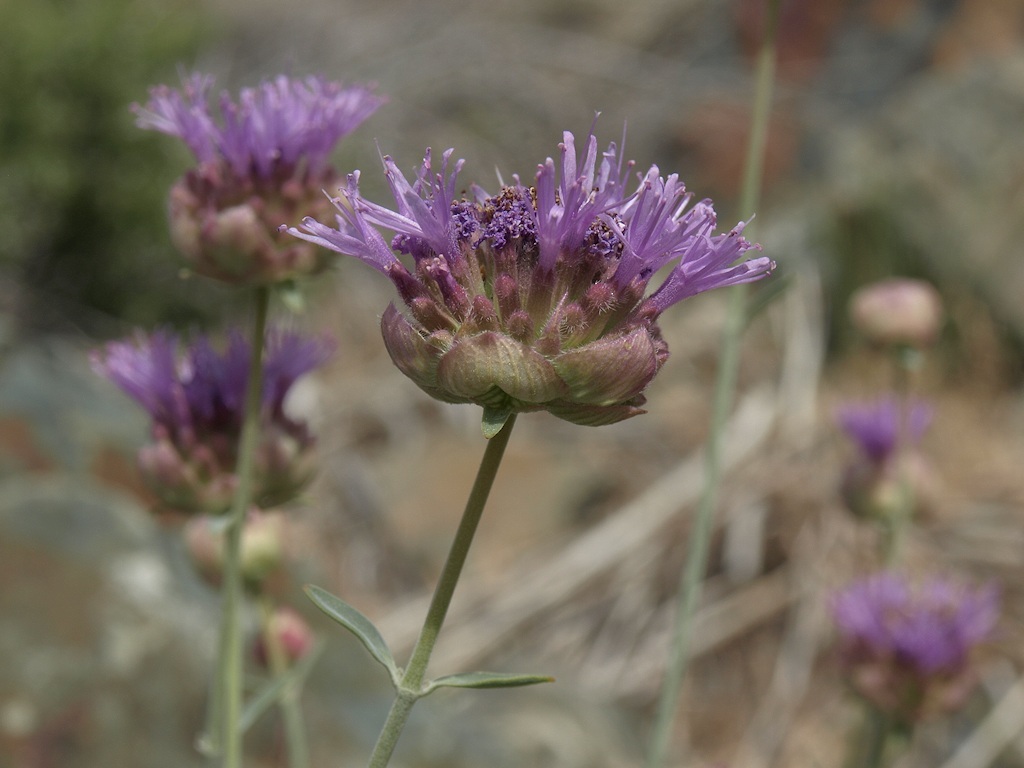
xmin=238 ymin=638 xmax=326 ymax=734
xmin=481 ymin=406 xmax=512 ymax=439
xmin=423 ymin=671 xmax=554 ymax=695
xmin=238 ymin=673 xmax=290 ymax=733
xmin=304 ymin=585 xmax=399 ymax=682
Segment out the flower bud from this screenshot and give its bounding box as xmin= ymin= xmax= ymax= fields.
xmin=849 ymin=278 xmax=943 ymax=349
xmin=253 ymin=607 xmax=314 ymax=669
xmin=183 ymin=510 xmax=285 ymax=589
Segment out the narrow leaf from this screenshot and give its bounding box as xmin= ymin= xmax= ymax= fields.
xmin=238 ymin=639 xmax=325 ymax=734
xmin=482 ymin=406 xmax=512 ymax=439
xmin=304 ymin=585 xmax=398 ymax=680
xmin=238 ymin=675 xmax=289 ymax=733
xmin=423 ymin=671 xmax=554 ymax=695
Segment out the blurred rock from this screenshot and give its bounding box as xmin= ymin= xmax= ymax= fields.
xmin=0 ymin=473 xmax=219 ymax=768
xmin=0 ymin=339 xmax=217 ymax=767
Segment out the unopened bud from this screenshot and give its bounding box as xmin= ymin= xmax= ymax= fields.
xmin=183 ymin=510 xmax=285 ymax=589
xmin=849 ymin=278 xmax=943 ymax=349
xmin=254 ymin=606 xmax=314 ymax=668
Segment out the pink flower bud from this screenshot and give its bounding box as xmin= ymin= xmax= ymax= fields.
xmin=849 ymin=278 xmax=943 ymax=349
xmin=254 ymin=607 xmax=314 ymax=668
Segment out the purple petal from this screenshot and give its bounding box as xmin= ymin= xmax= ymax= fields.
xmin=135 ymin=71 xmax=383 ymax=181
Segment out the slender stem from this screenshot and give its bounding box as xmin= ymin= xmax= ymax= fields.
xmin=883 ymin=348 xmax=920 ymax=564
xmin=259 ymin=596 xmax=311 ymax=768
xmin=217 ymin=285 xmax=271 ymax=768
xmin=845 ymin=704 xmax=893 ymax=768
xmin=366 ymin=414 xmax=518 ymax=768
xmin=645 ymin=3 xmax=781 ymax=766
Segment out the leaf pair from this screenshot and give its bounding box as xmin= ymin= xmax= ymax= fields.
xmin=304 ymin=584 xmax=553 ymax=694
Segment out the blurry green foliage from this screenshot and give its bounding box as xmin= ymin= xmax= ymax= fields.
xmin=818 ymin=200 xmax=932 ymax=354
xmin=0 ymin=0 xmax=231 ymax=334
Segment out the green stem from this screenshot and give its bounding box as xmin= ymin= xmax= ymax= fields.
xmin=883 ymin=348 xmax=919 ymax=564
xmin=645 ymin=3 xmax=781 ymax=766
xmin=216 ymin=285 xmax=271 ymax=768
xmin=366 ymin=414 xmax=518 ymax=768
xmin=259 ymin=596 xmax=311 ymax=768
xmin=845 ymin=704 xmax=894 ymax=768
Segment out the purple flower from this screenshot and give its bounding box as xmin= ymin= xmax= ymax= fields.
xmin=135 ymin=72 xmax=384 ymax=285
xmin=836 ymin=396 xmax=938 ymax=521
xmin=837 ymin=397 xmax=933 ymax=464
xmin=287 ymin=130 xmax=775 ymax=430
xmin=832 ymin=572 xmax=999 ymax=722
xmin=92 ymin=328 xmax=332 ymax=514
xmin=134 ymin=72 xmax=384 ymax=183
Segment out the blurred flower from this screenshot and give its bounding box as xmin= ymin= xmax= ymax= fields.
xmin=831 ymin=571 xmax=998 ymax=723
xmin=135 ymin=72 xmax=384 ymax=284
xmin=288 ymin=131 xmax=774 ymax=428
xmin=254 ymin=606 xmax=315 ymax=669
xmin=184 ymin=510 xmax=286 ymax=589
xmin=849 ymin=278 xmax=943 ymax=349
xmin=92 ymin=327 xmax=332 ymax=514
xmin=836 ymin=396 xmax=939 ymax=521
xmin=837 ymin=397 xmax=932 ymax=465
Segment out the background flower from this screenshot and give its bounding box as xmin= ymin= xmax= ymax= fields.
xmin=92 ymin=328 xmax=333 ymax=514
xmin=831 ymin=571 xmax=999 ymax=723
xmin=837 ymin=397 xmax=933 ymax=466
xmin=836 ymin=396 xmax=939 ymax=521
xmin=136 ymin=72 xmax=384 ymax=284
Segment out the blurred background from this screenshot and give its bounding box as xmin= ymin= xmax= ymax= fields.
xmin=2 ymin=0 xmax=1024 ymax=766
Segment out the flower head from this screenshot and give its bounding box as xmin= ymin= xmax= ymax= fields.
xmin=135 ymin=72 xmax=384 ymax=284
xmin=836 ymin=396 xmax=938 ymax=520
xmin=92 ymin=328 xmax=333 ymax=514
xmin=837 ymin=397 xmax=932 ymax=466
xmin=288 ymin=131 xmax=774 ymax=432
xmin=831 ymin=571 xmax=998 ymax=722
